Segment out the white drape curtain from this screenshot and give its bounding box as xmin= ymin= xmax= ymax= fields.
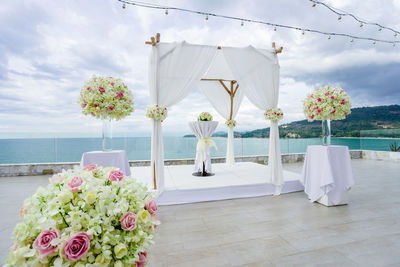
xmin=223 ymin=46 xmax=284 ymax=194
xmin=199 ymin=50 xmax=244 ymax=165
xmin=149 ymin=42 xmax=216 ymax=193
xmin=199 ymin=83 xmax=243 ymax=166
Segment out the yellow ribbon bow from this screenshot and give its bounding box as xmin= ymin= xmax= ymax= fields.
xmin=197 ymin=138 xmax=217 ymax=161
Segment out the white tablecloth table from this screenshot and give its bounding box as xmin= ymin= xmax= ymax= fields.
xmin=80 ymin=150 xmax=131 ymax=176
xmin=301 ymin=145 xmax=354 ymax=206
xmin=189 ymin=121 xmax=218 ymax=174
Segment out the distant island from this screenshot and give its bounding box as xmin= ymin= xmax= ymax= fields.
xmin=184 ymin=105 xmax=400 ymax=138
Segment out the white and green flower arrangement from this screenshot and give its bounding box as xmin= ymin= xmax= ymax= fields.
xmin=6 ymin=165 xmax=159 ymax=267
xmin=146 ymin=104 xmax=168 ymax=122
xmin=197 ymin=112 xmax=213 ymax=121
xmin=78 ymin=75 xmax=134 ymax=120
xmin=264 ymin=108 xmax=284 ymax=122
xmin=225 ymin=119 xmax=237 ymax=128
xmin=303 ymin=86 xmax=351 ymax=121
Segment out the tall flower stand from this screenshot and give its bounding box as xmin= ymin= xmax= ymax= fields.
xmin=189 ymin=121 xmax=218 ymax=176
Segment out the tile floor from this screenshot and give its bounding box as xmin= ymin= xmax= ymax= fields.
xmin=1 ymin=159 xmax=399 ymax=266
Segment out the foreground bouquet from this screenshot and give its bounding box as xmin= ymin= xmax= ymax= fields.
xmin=225 ymin=119 xmax=237 ymax=128
xmin=264 ymin=108 xmax=284 ymax=122
xmin=198 ymin=112 xmax=213 ymax=121
xmin=6 ymin=165 xmax=159 ymax=266
xmin=303 ymin=86 xmax=351 ymax=121
xmin=78 ymin=75 xmax=134 ymax=120
xmin=146 ymin=104 xmax=168 ymax=122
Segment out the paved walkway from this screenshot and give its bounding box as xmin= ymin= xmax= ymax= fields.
xmin=1 ymin=159 xmax=399 ymax=266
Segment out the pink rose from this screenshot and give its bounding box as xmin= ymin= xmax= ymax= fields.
xmin=108 ymin=106 xmax=114 ymax=111
xmin=331 ymin=109 xmax=336 ymax=114
xmin=341 ymin=99 xmax=346 ymax=105
xmin=68 ymin=176 xmax=83 ymax=192
xmin=80 ymin=103 xmax=87 ymax=108
xmin=309 ymin=115 xmax=314 ymax=119
xmin=120 ymin=212 xmax=137 ymax=231
xmin=91 ymin=112 xmax=96 ymax=117
xmin=136 ymin=252 xmax=147 ymax=267
xmin=317 ymin=97 xmax=322 ymax=102
xmin=340 ymin=89 xmax=344 ymax=93
xmin=64 ymin=232 xmax=91 ymax=262
xmin=151 ymin=214 xmax=159 ymax=229
xmin=325 ymin=92 xmax=330 ymax=96
xmin=49 ymin=174 xmax=63 ymax=184
xmin=111 ymin=81 xmax=115 ymax=86
xmin=109 ymin=170 xmax=124 ymax=182
xmin=86 ymin=86 xmax=91 ymax=91
xmin=330 ymin=95 xmax=335 ymax=100
xmin=33 ymin=229 xmax=60 ymax=258
xmin=317 ymin=109 xmax=322 ymax=114
xmin=145 ymin=200 xmax=158 ymax=215
xmin=82 ymin=164 xmax=97 ymax=171
xmin=93 ymin=103 xmax=98 ymax=108
xmin=98 ymin=86 xmax=105 ymax=93
xmin=116 ymin=91 xmax=124 ymax=98
xmin=19 ymin=205 xmax=28 ymax=217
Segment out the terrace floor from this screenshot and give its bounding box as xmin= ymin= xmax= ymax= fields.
xmin=1 ymin=159 xmax=400 ymax=266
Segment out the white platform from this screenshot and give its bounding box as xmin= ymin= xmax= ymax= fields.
xmin=131 ymin=162 xmax=304 ymax=205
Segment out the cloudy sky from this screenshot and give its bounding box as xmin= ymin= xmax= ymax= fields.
xmin=1 ymin=0 xmax=399 ymax=138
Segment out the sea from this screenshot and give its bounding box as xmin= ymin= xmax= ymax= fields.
xmin=0 ymin=136 xmax=397 ymax=164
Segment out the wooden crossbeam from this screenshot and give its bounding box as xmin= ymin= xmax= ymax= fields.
xmin=272 ymin=42 xmax=283 ymax=54
xmin=145 ymin=33 xmax=161 ymax=46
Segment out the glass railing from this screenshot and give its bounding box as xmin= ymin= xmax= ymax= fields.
xmin=360 ymin=128 xmax=400 ymax=152
xmin=1 ymin=130 xmax=399 ymax=164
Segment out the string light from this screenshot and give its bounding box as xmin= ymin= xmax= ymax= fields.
xmin=118 ymin=0 xmax=400 ymax=46
xmin=302 ymin=30 xmax=305 ymax=35
xmin=360 ymin=22 xmax=363 ymax=28
xmin=328 ymin=35 xmax=331 ymax=40
xmin=122 ymin=3 xmax=126 ymax=8
xmin=310 ymin=0 xmax=400 ymax=37
xmin=205 ymin=14 xmax=208 ymax=21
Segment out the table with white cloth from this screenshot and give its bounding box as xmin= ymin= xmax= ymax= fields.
xmin=80 ymin=150 xmax=131 ymax=176
xmin=189 ymin=121 xmax=218 ymax=176
xmin=301 ymin=145 xmax=354 ymax=206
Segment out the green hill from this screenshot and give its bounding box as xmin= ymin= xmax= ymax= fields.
xmin=212 ymin=105 xmax=400 ymax=138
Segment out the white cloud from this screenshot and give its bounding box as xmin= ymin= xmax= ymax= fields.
xmin=0 ymin=0 xmax=399 ymax=137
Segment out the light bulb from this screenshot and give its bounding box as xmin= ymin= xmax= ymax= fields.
xmin=312 ymin=3 xmax=316 ymax=7
xmin=302 ymin=30 xmax=305 ymax=35
xmin=395 ymin=33 xmax=398 ymax=37
xmin=373 ymin=41 xmax=376 ymax=45
xmin=205 ymin=15 xmax=208 ymax=21
xmin=350 ymin=39 xmax=354 ymax=43
xmin=274 ymin=27 xmax=277 ymax=31
xmin=378 ymin=27 xmax=382 ymax=31
xmin=338 ymin=15 xmax=342 ymax=21
xmin=241 ymin=21 xmax=244 ymax=26
xmin=328 ymin=35 xmax=331 ymax=40
xmin=360 ymin=23 xmax=363 ymax=27
xmin=122 ymin=3 xmax=126 ymax=9
xmin=165 ymin=9 xmax=168 ymax=15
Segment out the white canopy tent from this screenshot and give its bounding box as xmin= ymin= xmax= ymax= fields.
xmin=146 ymin=34 xmax=284 ymax=195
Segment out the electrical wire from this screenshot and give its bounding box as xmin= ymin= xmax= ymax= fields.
xmin=310 ymin=0 xmax=400 ymax=37
xmin=117 ymin=0 xmax=399 ymax=45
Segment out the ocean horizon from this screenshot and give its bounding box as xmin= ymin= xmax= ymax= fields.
xmin=0 ymin=136 xmax=397 ymax=165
